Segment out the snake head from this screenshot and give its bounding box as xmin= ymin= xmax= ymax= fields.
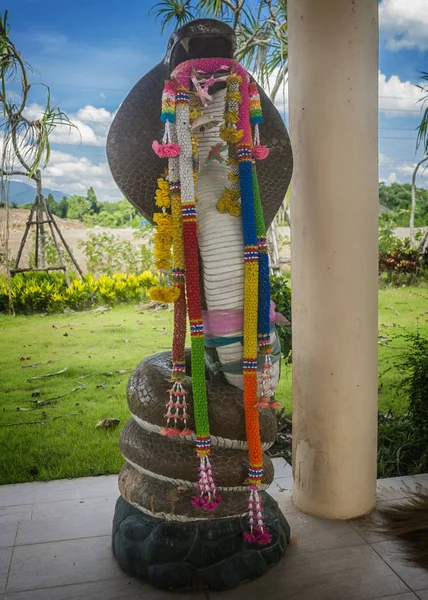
xmin=164 ymin=19 xmax=236 ymax=72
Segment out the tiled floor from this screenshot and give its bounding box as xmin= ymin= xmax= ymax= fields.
xmin=1 ymin=462 xmax=428 ymax=599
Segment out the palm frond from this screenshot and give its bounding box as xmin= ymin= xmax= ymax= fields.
xmin=149 ymin=0 xmax=195 ymax=32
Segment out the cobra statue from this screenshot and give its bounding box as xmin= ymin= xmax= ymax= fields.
xmin=107 ymin=19 xmax=293 ymax=591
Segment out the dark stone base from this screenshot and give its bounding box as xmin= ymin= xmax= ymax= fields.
xmin=112 ymin=495 xmax=290 ymax=591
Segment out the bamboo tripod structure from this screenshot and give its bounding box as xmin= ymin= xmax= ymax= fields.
xmin=12 ymin=172 xmax=83 ymax=285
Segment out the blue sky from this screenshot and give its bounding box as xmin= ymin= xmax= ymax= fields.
xmin=5 ymin=0 xmax=428 ymax=200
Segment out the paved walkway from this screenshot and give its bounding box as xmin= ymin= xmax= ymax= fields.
xmin=1 ymin=463 xmax=428 ymax=599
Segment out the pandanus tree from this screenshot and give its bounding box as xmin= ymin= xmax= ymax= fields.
xmin=0 ymin=10 xmax=82 ymax=289
xmin=411 ymin=72 xmax=428 ymax=248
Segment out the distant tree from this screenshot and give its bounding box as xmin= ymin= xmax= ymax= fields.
xmin=86 ymin=187 xmax=101 ymax=214
xmin=46 ymin=193 xmax=59 ymax=216
xmin=66 ymin=195 xmax=91 ymax=221
xmin=58 ymin=197 xmax=69 ymax=219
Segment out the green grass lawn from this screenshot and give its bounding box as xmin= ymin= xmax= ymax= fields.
xmin=1 ymin=286 xmax=427 ymax=485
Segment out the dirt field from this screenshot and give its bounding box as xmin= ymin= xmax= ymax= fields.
xmin=3 ymin=209 xmax=419 ymax=273
xmin=5 ymin=209 xmax=148 ymax=272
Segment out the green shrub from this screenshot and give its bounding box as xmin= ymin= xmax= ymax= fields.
xmin=378 ymin=212 xmax=427 ymax=286
xmin=270 ymin=273 xmax=292 ymax=361
xmin=0 ymin=271 xmax=158 ymax=314
xmin=78 ymin=232 xmax=153 ymax=276
xmin=378 ymin=329 xmax=428 ymax=477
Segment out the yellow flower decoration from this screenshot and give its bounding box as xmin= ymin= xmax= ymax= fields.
xmin=216 ymin=188 xmax=241 ymax=217
xmin=155 ymin=176 xmax=171 ymax=208
xmin=219 ymin=124 xmax=244 ymax=144
xmin=225 ymin=90 xmax=242 ymax=103
xmin=224 ymin=110 xmax=239 ymax=124
xmin=148 ymin=285 xmax=180 ymax=303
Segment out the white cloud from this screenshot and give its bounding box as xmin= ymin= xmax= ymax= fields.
xmin=41 ymin=149 xmax=121 ymax=202
xmin=268 ymin=71 xmax=424 ymax=120
xmin=379 ymin=72 xmax=424 ymax=117
xmin=380 ymin=0 xmax=428 ymax=51
xmin=379 ymin=152 xmax=428 ymax=188
xmin=23 ymin=103 xmax=106 ymax=147
xmin=75 ymin=105 xmax=114 ymax=123
xmin=396 ymin=162 xmax=428 ymax=178
xmin=387 ymin=171 xmax=399 ymax=184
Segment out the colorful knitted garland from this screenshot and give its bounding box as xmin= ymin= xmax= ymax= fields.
xmin=152 ymin=58 xmax=277 ymax=541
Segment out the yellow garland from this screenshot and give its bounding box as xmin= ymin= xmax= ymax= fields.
xmin=148 ymin=285 xmax=180 ymax=303
xmin=155 ymin=176 xmax=171 ymax=208
xmin=227 ymin=171 xmax=239 ymax=184
xmin=216 ymin=188 xmax=241 ymax=217
xmin=227 ymin=74 xmax=242 ymax=85
xmin=224 ymin=110 xmax=239 ymax=124
xmin=225 ymin=90 xmax=242 ymax=103
xmin=152 ymin=212 xmax=173 ymax=271
xmin=190 ymin=97 xmax=202 ymax=122
xmin=219 ymin=124 xmax=243 ymax=143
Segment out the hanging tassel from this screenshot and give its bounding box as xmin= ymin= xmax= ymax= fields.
xmin=191 ymin=453 xmax=222 ymax=511
xmin=249 ymin=82 xmax=270 ymax=160
xmin=161 ymin=377 xmax=193 ymax=436
xmin=243 ymin=485 xmax=272 ymax=545
xmin=152 ymin=81 xmax=181 ymax=158
xmin=257 ymin=351 xmax=280 ymax=409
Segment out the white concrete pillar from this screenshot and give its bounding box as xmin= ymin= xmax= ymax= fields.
xmin=288 ymin=0 xmax=379 ymax=519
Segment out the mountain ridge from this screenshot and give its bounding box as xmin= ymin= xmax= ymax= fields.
xmin=3 ymin=181 xmax=68 ymax=205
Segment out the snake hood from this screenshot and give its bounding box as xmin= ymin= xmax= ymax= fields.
xmin=106 ymin=18 xmax=292 ymax=226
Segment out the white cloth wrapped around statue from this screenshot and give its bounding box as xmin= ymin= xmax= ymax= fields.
xmin=194 ymin=87 xmax=281 ymax=393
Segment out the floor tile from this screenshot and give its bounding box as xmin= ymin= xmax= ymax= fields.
xmin=266 ymin=480 xmax=286 ymax=494
xmin=0 ymin=506 xmax=32 ymax=525
xmin=372 ymin=540 xmax=428 ymax=592
xmin=208 ymin=545 xmax=409 ymax=600
xmin=4 ymin=578 xmax=206 ymax=599
xmin=271 ymin=458 xmax=292 ymax=479
xmin=31 ymin=495 xmax=116 ymax=521
xmin=348 ymin=500 xmax=396 ymax=544
xmin=271 ymin=491 xmax=300 ymax=515
xmin=34 ymin=476 xmax=118 ymax=504
xmin=0 ymin=522 xmax=18 ymax=549
xmin=0 ymin=484 xmax=36 ymax=508
xmin=416 ymin=590 xmax=428 ymax=599
xmin=370 ymin=594 xmax=418 ymax=600
xmin=286 ymin=510 xmax=366 ymax=552
xmin=16 ymin=499 xmax=114 ymax=545
xmin=7 ymin=536 xmax=122 ymax=593
xmin=274 ymin=477 xmax=292 ymax=491
xmin=0 ymin=547 xmax=13 ymax=594
xmin=377 ymin=475 xmax=428 ymax=502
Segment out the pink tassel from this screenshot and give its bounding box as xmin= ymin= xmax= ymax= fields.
xmin=255 ymin=530 xmax=272 ymax=545
xmin=243 ymin=486 xmax=271 ymax=545
xmin=160 ymin=427 xmax=180 ymax=436
xmin=191 ymin=455 xmax=221 ymax=511
xmin=152 ymin=140 xmax=181 ymax=158
xmin=253 ymin=145 xmax=270 ymax=160
xmin=181 ymin=428 xmax=193 ymax=437
xmin=191 ymin=496 xmax=205 ymax=509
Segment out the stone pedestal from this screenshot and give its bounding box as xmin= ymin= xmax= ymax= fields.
xmin=112 ymin=494 xmax=290 ymax=591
